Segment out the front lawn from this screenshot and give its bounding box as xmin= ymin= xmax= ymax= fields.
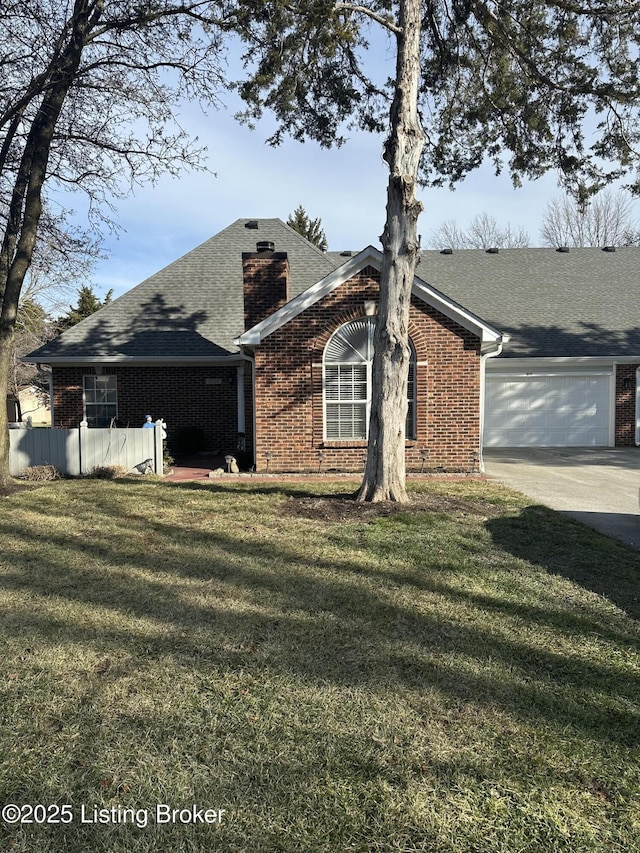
xmin=0 ymin=478 xmax=638 ymax=852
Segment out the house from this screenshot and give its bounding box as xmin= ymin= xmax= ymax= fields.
xmin=24 ymin=218 xmax=640 ymax=472
xmin=17 ymin=384 xmax=51 ymax=425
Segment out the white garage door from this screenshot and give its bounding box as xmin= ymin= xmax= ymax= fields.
xmin=484 ymin=373 xmax=612 ymax=447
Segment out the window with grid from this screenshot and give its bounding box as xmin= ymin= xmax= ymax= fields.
xmin=323 ymin=318 xmax=416 ymax=441
xmin=83 ymin=375 xmax=117 ymax=427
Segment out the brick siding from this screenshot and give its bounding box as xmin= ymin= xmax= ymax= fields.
xmin=242 ymin=252 xmax=289 ymax=331
xmin=52 ymin=365 xmax=242 ymax=456
xmin=252 ymin=266 xmax=482 ymax=473
xmin=53 ymin=260 xmax=639 ymax=473
xmin=615 ymin=364 xmax=639 ymax=446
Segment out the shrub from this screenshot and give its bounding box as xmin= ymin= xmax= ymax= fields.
xmin=87 ymin=465 xmax=129 ymax=480
xmin=163 ymin=447 xmax=175 ymax=472
xmin=19 ymin=464 xmax=61 ymax=482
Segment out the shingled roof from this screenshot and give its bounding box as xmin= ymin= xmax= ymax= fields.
xmin=26 ymin=220 xmax=640 ymax=364
xmin=418 ymin=246 xmax=640 ymax=358
xmin=28 ymin=218 xmax=340 ymax=363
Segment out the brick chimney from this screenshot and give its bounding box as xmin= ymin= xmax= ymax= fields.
xmin=242 ymin=242 xmax=289 ymax=331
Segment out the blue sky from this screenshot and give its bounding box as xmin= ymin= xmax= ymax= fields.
xmin=82 ymin=88 xmax=596 ymax=301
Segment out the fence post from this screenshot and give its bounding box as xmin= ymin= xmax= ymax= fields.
xmin=154 ymin=423 xmax=163 ymax=475
xmin=79 ymin=420 xmax=88 ymax=475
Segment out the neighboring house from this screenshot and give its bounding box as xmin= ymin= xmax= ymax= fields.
xmin=24 ymin=218 xmax=640 ymax=472
xmin=17 ymin=385 xmax=51 ymax=425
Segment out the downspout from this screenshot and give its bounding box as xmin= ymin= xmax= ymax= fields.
xmin=636 ymin=366 xmax=640 ymax=446
xmin=479 ymin=338 xmax=505 ymax=472
xmin=236 ymin=363 xmax=245 ymax=439
xmin=237 ymin=351 xmax=255 ymax=467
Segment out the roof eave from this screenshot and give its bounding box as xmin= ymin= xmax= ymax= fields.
xmin=21 ymin=354 xmax=240 ymax=366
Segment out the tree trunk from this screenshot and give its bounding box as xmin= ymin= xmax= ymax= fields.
xmin=0 ymin=6 xmax=91 ymax=486
xmin=357 ymin=0 xmax=424 ymax=503
xmin=0 ymin=334 xmax=13 ymax=488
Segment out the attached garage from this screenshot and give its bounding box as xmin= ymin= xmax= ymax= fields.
xmin=484 ymin=371 xmax=613 ymax=447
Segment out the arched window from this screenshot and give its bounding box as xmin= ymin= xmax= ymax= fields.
xmin=323 ymin=317 xmax=416 ymax=440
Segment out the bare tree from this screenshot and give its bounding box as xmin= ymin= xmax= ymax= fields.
xmin=10 ymin=299 xmax=54 ymax=406
xmin=541 ymin=190 xmax=638 ymax=247
xmin=429 ymin=213 xmax=530 ymax=249
xmin=0 ymin=0 xmax=228 ymax=486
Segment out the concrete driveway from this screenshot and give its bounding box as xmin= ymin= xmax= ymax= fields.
xmin=483 ymin=448 xmax=640 ymax=549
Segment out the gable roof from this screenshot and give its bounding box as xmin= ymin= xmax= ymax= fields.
xmin=236 ymin=246 xmax=503 ymax=348
xmin=25 ymin=219 xmax=640 ymax=365
xmin=418 ymin=246 xmax=640 ymax=358
xmin=26 ymin=218 xmax=340 ymax=364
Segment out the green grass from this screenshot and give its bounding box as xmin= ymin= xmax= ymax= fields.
xmin=0 ymin=477 xmax=638 ymax=852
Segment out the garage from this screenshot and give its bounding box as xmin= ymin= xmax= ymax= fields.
xmin=484 ymin=372 xmax=613 ymax=447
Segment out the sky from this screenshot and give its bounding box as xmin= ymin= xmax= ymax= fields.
xmin=77 ymin=79 xmax=620 ymax=303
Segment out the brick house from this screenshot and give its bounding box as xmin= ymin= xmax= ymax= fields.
xmin=25 ymin=218 xmax=640 ymax=471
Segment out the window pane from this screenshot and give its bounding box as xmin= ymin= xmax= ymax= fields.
xmin=324 ymin=318 xmax=416 ymax=442
xmin=83 ymin=375 xmax=117 ymax=426
xmin=326 ymin=403 xmax=367 ymax=440
xmin=325 ymin=365 xmax=367 ymax=402
xmin=325 ymin=318 xmax=374 ymax=363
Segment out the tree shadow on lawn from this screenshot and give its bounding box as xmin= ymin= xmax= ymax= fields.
xmin=2 ymin=484 xmax=640 ymax=850
xmin=485 ymin=503 xmax=640 ymax=622
xmin=0 ymin=491 xmax=638 ymax=753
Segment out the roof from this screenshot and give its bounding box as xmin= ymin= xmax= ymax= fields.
xmin=26 ymin=220 xmax=640 ymax=364
xmin=418 ymin=246 xmax=640 ymax=358
xmin=27 ymin=218 xmax=340 ymax=363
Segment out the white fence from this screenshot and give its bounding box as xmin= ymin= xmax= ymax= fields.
xmin=8 ymin=423 xmax=163 ymax=477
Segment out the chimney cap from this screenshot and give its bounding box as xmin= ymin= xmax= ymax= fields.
xmin=256 ymin=240 xmax=275 ymax=253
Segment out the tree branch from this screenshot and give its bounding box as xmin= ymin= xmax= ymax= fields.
xmin=334 ymin=3 xmax=402 ymax=35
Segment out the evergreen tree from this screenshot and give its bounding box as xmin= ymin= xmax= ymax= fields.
xmin=56 ymin=286 xmax=113 ymax=333
xmin=236 ymin=0 xmax=640 ymax=501
xmin=287 ymin=206 xmax=328 ymax=250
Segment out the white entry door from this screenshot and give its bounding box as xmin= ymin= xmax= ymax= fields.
xmin=484 ymin=373 xmax=612 ymax=447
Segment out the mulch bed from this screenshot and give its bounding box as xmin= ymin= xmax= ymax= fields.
xmin=286 ymin=492 xmax=503 ymax=523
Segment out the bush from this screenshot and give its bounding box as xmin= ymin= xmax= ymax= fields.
xmin=19 ymin=464 xmax=61 ymax=482
xmin=87 ymin=465 xmax=129 ymax=480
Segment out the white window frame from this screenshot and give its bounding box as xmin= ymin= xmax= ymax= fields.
xmin=323 ymin=317 xmax=416 ymax=441
xmin=83 ymin=374 xmax=118 ymax=427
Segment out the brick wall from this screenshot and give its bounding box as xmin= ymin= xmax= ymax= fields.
xmin=615 ymin=364 xmax=639 ymax=446
xmin=52 ymin=365 xmax=242 ymax=456
xmin=51 ymin=265 xmax=483 ymax=472
xmin=252 ymin=266 xmax=482 ymax=472
xmin=242 ymin=252 xmax=289 ymax=331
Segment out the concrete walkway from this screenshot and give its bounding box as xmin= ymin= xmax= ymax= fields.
xmin=483 ymin=448 xmax=640 ymax=549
